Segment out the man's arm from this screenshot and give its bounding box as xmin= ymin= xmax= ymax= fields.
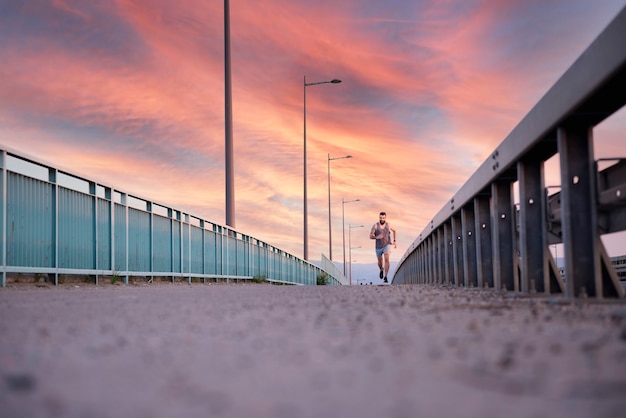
xmin=390 ymin=226 xmax=397 ymax=247
xmin=369 ymin=224 xmax=377 ymax=239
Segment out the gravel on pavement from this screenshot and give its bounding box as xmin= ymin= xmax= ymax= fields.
xmin=1 ymin=283 xmax=625 ymax=418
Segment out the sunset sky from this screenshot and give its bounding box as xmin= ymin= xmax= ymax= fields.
xmin=1 ymin=0 xmax=625 ymax=270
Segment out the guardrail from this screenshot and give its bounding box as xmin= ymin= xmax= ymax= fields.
xmin=393 ymin=6 xmax=626 ymax=299
xmin=320 ymin=255 xmax=348 ymax=285
xmin=1 ymin=146 xmax=339 ymax=286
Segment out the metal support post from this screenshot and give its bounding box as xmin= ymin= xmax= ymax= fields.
xmin=436 ymin=228 xmax=443 ymax=284
xmin=517 ymin=158 xmax=547 ymax=293
xmin=451 ymin=214 xmax=463 ymax=286
xmin=492 ymin=181 xmax=515 ymax=291
xmin=461 ymin=206 xmax=477 ymax=287
xmin=443 ymin=221 xmax=453 ymax=285
xmin=474 ymin=196 xmax=493 ymax=288
xmin=558 ymin=124 xmax=599 ymax=297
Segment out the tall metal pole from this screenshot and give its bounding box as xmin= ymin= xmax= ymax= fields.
xmin=303 ymin=77 xmax=341 ymax=261
xmin=349 ymin=224 xmax=352 ymax=285
xmin=342 ymin=199 xmax=345 ymax=275
xmin=327 ymin=154 xmax=352 ymax=261
xmin=342 ymin=198 xmax=359 ymax=276
xmin=348 ymin=229 xmax=352 ymax=286
xmin=349 ymin=224 xmax=363 ymax=285
xmin=303 ymin=76 xmax=308 ymax=260
xmin=224 ymin=0 xmax=235 ymax=228
xmin=327 ymin=154 xmax=331 ymax=260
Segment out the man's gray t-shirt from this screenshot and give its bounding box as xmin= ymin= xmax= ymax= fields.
xmin=373 ymin=222 xmax=391 ymax=249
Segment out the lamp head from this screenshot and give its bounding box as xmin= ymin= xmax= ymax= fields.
xmin=331 ymin=79 xmax=342 ymax=84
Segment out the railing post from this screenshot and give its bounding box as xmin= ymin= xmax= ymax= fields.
xmin=92 ymin=182 xmax=98 ymax=285
xmin=474 ymin=196 xmax=493 ymax=288
xmin=1 ymin=151 xmax=6 ymax=287
xmin=451 ymin=214 xmax=464 ymax=286
xmin=436 ymin=228 xmax=443 ymax=284
xmin=50 ymin=168 xmax=58 ymax=286
xmin=492 ymin=180 xmax=515 ymax=291
xmin=461 ymin=206 xmax=477 ymax=287
xmin=558 ymin=124 xmax=600 ymax=297
xmin=421 ymin=244 xmax=426 ymax=284
xmin=443 ymin=221 xmax=453 ymax=285
xmin=518 ymin=158 xmax=548 ymax=293
xmin=427 ymin=235 xmax=434 ymax=284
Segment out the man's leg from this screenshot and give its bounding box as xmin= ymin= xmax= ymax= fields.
xmin=377 ymin=255 xmax=384 ymax=278
xmin=383 ymin=251 xmax=391 ymax=279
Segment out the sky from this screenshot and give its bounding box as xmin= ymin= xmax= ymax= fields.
xmin=1 ymin=0 xmax=625 ymax=273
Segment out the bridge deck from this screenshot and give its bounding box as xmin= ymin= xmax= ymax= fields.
xmin=1 ymin=284 xmax=624 ymax=417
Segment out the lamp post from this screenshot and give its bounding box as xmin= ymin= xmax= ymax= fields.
xmin=303 ymin=77 xmax=342 ymax=261
xmin=328 ymin=154 xmax=352 ymax=260
xmin=342 ymin=198 xmax=360 ymax=276
xmin=349 ymin=249 xmax=361 ymax=286
xmin=349 ymin=224 xmax=364 ymax=285
xmin=224 ymin=0 xmax=235 ymax=227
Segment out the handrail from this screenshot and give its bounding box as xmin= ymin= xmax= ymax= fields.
xmin=0 ymin=146 xmax=339 ymax=286
xmin=394 ymin=5 xmax=626 ymax=299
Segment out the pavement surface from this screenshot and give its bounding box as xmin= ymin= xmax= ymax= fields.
xmin=1 ymin=282 xmax=625 ymax=418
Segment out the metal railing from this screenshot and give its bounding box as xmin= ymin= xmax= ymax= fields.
xmin=320 ymin=255 xmax=348 ymax=285
xmin=393 ymin=6 xmax=626 ymax=299
xmin=0 ymin=146 xmax=339 ymax=287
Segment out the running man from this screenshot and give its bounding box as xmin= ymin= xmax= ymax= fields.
xmin=369 ymin=211 xmax=397 ymax=283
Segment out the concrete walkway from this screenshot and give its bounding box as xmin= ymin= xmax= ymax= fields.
xmin=1 ymin=283 xmax=625 ymax=418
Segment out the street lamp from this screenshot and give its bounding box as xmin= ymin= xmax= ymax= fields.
xmin=342 ymin=198 xmax=360 ymax=275
xmin=303 ymin=77 xmax=342 ymax=260
xmin=349 ymin=224 xmax=364 ymax=285
xmin=328 ymin=154 xmax=352 ymax=260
